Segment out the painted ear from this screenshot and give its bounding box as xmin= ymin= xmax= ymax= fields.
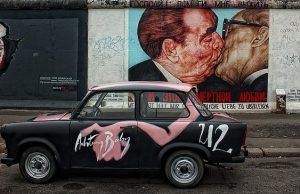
xmin=161 ymin=39 xmax=179 ymax=63
xmin=251 ymin=26 xmax=269 ymax=47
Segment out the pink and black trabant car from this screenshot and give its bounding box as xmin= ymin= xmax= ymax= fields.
xmin=1 ymin=82 xmax=248 ymax=188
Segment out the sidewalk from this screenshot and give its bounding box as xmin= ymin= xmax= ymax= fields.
xmin=231 ymin=113 xmax=300 ymax=157
xmin=0 ymin=109 xmax=300 ymax=157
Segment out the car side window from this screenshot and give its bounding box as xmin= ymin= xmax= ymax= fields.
xmin=140 ymin=92 xmax=189 ymax=118
xmin=80 ymin=92 xmax=135 ymax=119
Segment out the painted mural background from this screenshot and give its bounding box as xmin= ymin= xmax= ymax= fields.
xmin=0 ymin=10 xmax=87 ymax=102
xmin=128 ymin=8 xmax=269 ymax=110
xmin=0 ymin=4 xmax=297 ymax=112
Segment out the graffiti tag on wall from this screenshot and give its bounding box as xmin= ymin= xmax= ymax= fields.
xmin=91 ymin=36 xmax=126 ymax=64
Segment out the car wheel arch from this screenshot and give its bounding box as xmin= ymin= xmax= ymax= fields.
xmin=159 ymin=143 xmax=211 ymax=167
xmin=17 ymin=138 xmax=62 ymax=166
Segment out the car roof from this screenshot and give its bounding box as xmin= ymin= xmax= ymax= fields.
xmin=90 ymin=81 xmax=193 ymax=92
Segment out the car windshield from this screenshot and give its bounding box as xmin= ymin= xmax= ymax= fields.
xmin=189 ymin=91 xmax=213 ymax=118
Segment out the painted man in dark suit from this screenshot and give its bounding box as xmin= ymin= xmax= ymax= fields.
xmin=215 ymin=9 xmax=269 ymax=93
xmin=129 ymin=8 xmax=229 ymax=91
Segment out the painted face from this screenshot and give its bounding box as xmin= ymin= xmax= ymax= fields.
xmin=0 ymin=38 xmax=6 ymax=72
xmin=215 ymin=15 xmax=257 ymax=86
xmin=175 ymin=9 xmax=224 ymax=85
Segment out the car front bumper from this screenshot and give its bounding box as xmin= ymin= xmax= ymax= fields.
xmin=1 ymin=155 xmax=16 ymax=167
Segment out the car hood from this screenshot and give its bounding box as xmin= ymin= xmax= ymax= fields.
xmin=32 ymin=112 xmax=72 ymax=121
xmin=210 ymin=112 xmax=239 ymax=123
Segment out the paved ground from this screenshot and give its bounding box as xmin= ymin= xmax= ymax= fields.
xmin=232 ymin=113 xmax=300 ymax=139
xmin=232 ymin=112 xmax=300 ymax=157
xmin=0 ymin=156 xmax=299 ymax=194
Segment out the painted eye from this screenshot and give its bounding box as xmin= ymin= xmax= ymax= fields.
xmin=227 ymin=26 xmax=233 ymax=34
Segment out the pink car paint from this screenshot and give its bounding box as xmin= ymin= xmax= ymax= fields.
xmin=91 ymin=81 xmax=193 ymax=93
xmin=80 ymin=121 xmax=137 ymax=161
xmin=79 ymin=98 xmax=200 ymax=161
xmin=33 ymin=112 xmax=71 ymax=121
xmin=212 ymin=112 xmax=237 ymax=121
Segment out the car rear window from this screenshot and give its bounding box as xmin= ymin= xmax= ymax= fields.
xmin=140 ymin=91 xmax=189 ymax=118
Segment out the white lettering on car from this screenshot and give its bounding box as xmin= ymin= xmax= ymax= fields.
xmin=74 ymin=131 xmax=131 ymax=160
xmin=198 ymin=123 xmax=233 ymax=154
xmin=74 ymin=133 xmax=98 ymax=152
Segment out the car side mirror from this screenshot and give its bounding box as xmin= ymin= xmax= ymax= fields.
xmin=75 ymin=111 xmax=87 ymax=119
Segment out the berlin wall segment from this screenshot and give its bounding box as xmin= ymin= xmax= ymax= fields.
xmin=0 ymin=1 xmax=299 ymax=113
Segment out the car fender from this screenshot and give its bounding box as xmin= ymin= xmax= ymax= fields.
xmin=158 ymin=142 xmax=211 ymax=162
xmin=17 ymin=137 xmax=62 ymax=166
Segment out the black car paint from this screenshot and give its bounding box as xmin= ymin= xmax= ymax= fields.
xmin=1 ymin=121 xmax=70 ymax=168
xmin=1 ymin=88 xmax=247 ymax=170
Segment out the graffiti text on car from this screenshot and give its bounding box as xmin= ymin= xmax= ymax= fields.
xmin=198 ymin=124 xmax=233 ymax=154
xmin=74 ymin=131 xmax=131 ymax=161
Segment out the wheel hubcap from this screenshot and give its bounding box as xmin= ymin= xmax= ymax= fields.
xmin=171 ymin=156 xmax=198 ymax=184
xmin=25 ymin=152 xmax=50 ymax=179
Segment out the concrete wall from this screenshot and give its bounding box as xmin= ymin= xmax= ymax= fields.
xmin=87 ymin=8 xmax=300 ymax=113
xmin=88 ymin=9 xmax=127 ymax=88
xmin=269 ymin=9 xmax=300 ymax=113
xmin=0 ymin=0 xmax=299 ymax=112
xmin=0 ymin=10 xmax=87 ymax=103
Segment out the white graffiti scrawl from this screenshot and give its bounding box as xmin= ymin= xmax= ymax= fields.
xmin=74 ymin=131 xmax=130 ymax=161
xmin=198 ymin=124 xmax=233 ymax=154
xmin=74 ymin=122 xmax=134 ymax=161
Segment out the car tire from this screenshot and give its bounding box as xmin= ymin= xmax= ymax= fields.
xmin=165 ymin=150 xmax=204 ymax=188
xmin=19 ymin=146 xmax=57 ymax=183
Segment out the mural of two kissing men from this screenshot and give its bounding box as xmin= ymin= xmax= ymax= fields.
xmin=129 ymin=9 xmax=269 ymax=103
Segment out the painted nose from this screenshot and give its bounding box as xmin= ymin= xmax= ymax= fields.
xmin=212 ymin=32 xmax=224 ymax=50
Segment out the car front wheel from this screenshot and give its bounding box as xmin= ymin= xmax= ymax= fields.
xmin=165 ymin=150 xmax=204 ymax=188
xmin=19 ymin=146 xmax=57 ymax=183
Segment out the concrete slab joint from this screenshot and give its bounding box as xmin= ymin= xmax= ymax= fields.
xmin=247 ymin=148 xmax=264 ymax=158
xmin=247 ymin=147 xmax=300 ymax=158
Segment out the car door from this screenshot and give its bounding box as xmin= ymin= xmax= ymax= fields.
xmin=137 ymin=91 xmax=191 ymax=169
xmin=70 ymin=91 xmax=138 ymax=169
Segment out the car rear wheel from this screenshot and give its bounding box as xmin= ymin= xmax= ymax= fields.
xmin=19 ymin=146 xmax=57 ymax=183
xmin=165 ymin=150 xmax=204 ymax=188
